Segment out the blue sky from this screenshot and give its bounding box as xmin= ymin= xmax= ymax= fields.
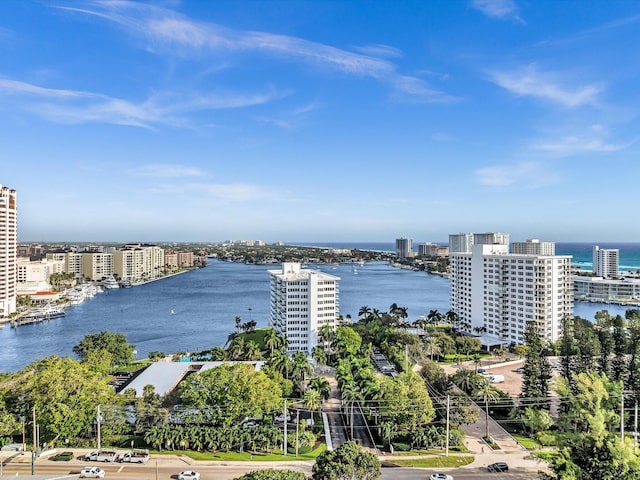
xmin=1 ymin=1 xmax=639 ymax=243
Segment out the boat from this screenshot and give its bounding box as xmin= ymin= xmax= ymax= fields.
xmin=66 ymin=289 xmax=86 ymax=305
xmin=102 ymin=275 xmax=120 ymax=289
xmin=118 ymin=279 xmax=132 ymax=288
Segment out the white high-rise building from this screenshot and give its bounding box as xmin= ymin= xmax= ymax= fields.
xmin=450 ymin=237 xmax=572 ymax=344
xmin=593 ymin=246 xmax=619 ymax=278
xmin=269 ymin=262 xmax=340 ymax=354
xmin=395 ymin=238 xmax=413 ymax=259
xmin=449 ymin=233 xmax=473 ymax=253
xmin=473 ymin=232 xmax=510 ymax=247
xmin=512 ymin=239 xmax=555 ymax=255
xmin=0 ymin=185 xmax=17 ymax=318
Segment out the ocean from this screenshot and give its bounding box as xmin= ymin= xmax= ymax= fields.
xmin=298 ymin=242 xmax=640 ymax=272
xmin=1 ymin=242 xmax=639 ymax=373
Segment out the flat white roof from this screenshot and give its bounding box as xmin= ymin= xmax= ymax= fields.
xmin=123 ymin=361 xmax=265 ymax=397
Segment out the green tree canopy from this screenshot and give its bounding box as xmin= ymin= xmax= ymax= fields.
xmin=312 ymin=441 xmax=381 ymax=480
xmin=543 ymin=372 xmax=640 ymax=480
xmin=377 ymin=372 xmax=435 ymax=432
xmin=5 ymin=356 xmax=117 ymax=442
xmin=73 ymin=331 xmax=135 ymax=367
xmin=179 ymin=363 xmax=283 ymax=427
xmin=234 ymin=470 xmax=306 ymax=480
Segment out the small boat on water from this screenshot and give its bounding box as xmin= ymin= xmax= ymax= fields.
xmin=13 ymin=303 xmax=66 ymax=327
xmin=102 ymin=275 xmax=120 ymax=289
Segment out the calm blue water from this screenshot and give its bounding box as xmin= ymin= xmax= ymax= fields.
xmin=2 ymin=243 xmax=639 ymax=373
xmin=298 ymin=242 xmax=640 ymax=272
xmin=0 ymin=261 xmax=450 ymax=373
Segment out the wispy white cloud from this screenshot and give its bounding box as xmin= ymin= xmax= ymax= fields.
xmin=531 ymin=136 xmax=627 ymax=156
xmin=476 ymin=161 xmax=559 ymax=188
xmin=56 ymin=1 xmax=456 ymax=103
xmin=488 ymin=64 xmax=602 ymax=108
xmin=538 ymin=13 xmax=640 ymax=47
xmin=352 ymin=44 xmax=403 ymax=59
xmin=471 ymin=0 xmax=524 ymax=23
xmin=130 ymin=164 xmax=206 ymax=178
xmin=0 ymin=78 xmax=281 ymax=127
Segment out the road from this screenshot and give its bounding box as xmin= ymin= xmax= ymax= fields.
xmin=0 ymin=460 xmax=540 ymax=480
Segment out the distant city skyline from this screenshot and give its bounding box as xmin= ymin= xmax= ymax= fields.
xmin=1 ymin=1 xmax=639 ymax=242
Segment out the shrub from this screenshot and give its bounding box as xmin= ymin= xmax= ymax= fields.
xmin=391 ymin=442 xmax=411 ymax=451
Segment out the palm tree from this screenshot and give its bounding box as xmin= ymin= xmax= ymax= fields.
xmin=379 ymin=421 xmax=397 ymax=450
xmin=424 ymin=337 xmax=441 ymax=361
xmin=209 ymin=346 xmax=228 ymax=361
xmin=445 ymin=310 xmax=460 ymax=330
xmin=245 ymin=340 xmax=263 ymax=361
xmin=234 ymin=315 xmax=242 ymax=333
xmin=308 ymin=376 xmax=331 ymax=401
xmin=268 ymin=349 xmax=292 ymax=379
xmin=340 ymin=380 xmax=362 ymax=440
xmin=472 ymin=353 xmax=483 ymax=373
xmin=359 ymin=305 xmax=372 ymax=320
xmin=451 ymin=367 xmax=478 ymax=395
xmin=311 ymin=346 xmax=327 ymax=367
xmin=263 ymin=328 xmax=279 ymax=354
xmin=228 ymin=336 xmax=246 ymax=360
xmin=291 ymin=351 xmax=312 ymax=392
xmin=474 ymin=379 xmax=501 ymax=440
xmin=427 ymin=309 xmax=442 ymax=327
xmin=302 ymin=388 xmax=321 ymax=412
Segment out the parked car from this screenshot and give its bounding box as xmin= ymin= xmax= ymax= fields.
xmin=430 ymin=474 xmax=454 ymax=480
xmin=80 ymin=466 xmax=105 ymax=478
xmin=477 ymin=368 xmax=487 ymax=374
xmin=274 ymin=414 xmax=291 ymax=423
xmin=50 ymin=451 xmax=74 ymax=461
xmin=515 ymin=367 xmax=525 ymax=373
xmin=487 ymin=462 xmax=509 ymax=472
xmin=178 ymin=471 xmax=201 ymax=480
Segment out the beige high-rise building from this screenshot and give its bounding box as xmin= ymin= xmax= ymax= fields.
xmin=512 ymin=239 xmax=555 ymax=255
xmin=0 ymin=185 xmax=17 ymax=317
xmin=114 ymin=244 xmax=164 ymax=282
xmin=81 ymin=253 xmax=114 ymax=281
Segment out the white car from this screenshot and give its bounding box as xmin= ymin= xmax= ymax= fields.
xmin=80 ymin=466 xmax=105 ymax=478
xmin=430 ymin=474 xmax=453 ymax=480
xmin=178 ymin=471 xmax=201 ymax=480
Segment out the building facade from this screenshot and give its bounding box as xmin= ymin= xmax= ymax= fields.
xmin=448 ymin=233 xmax=474 ymax=253
xmin=0 ymin=185 xmax=17 ymax=317
xmin=82 ymin=253 xmax=115 ymax=281
xmin=593 ymin=245 xmax=619 ymax=278
xmin=113 ymin=244 xmax=164 ymax=282
xmin=574 ymin=276 xmax=640 ymax=302
xmin=511 ymin=239 xmax=555 ymax=255
xmin=450 ymin=237 xmax=572 ymax=344
xmin=418 ymin=243 xmax=449 ymax=258
xmin=395 ymin=237 xmax=413 ymax=259
xmin=269 ymin=262 xmax=340 ymax=354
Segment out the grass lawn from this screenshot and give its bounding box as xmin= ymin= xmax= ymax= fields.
xmin=237 ymin=328 xmax=270 ymax=349
xmin=385 ymin=455 xmax=474 ymax=468
xmin=438 ymin=353 xmax=492 ymax=365
xmin=155 ymin=443 xmax=326 ymax=462
xmin=512 ymin=434 xmax=541 ymax=450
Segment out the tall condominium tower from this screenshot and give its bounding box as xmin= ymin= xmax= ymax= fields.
xmin=395 ymin=237 xmax=413 ymax=259
xmin=0 ymin=185 xmax=17 ymax=318
xmin=593 ymin=245 xmax=619 ymax=278
xmin=473 ymin=232 xmax=510 ymax=247
xmin=450 ymin=237 xmax=572 ymax=344
xmin=512 ymin=239 xmax=555 ymax=255
xmin=449 ymin=233 xmax=473 ymax=253
xmin=269 ymin=262 xmax=340 ymax=354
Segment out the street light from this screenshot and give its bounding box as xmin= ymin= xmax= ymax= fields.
xmin=248 ymin=307 xmax=252 ymax=322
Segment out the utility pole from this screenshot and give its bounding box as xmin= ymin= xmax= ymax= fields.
xmin=635 ymin=399 xmax=638 ymax=454
xmin=621 ymin=394 xmax=625 ymax=445
xmin=97 ymin=405 xmax=101 ymax=450
xmin=405 ymin=344 xmax=408 ymax=373
xmin=445 ymin=395 xmax=450 ymax=457
xmin=295 ymin=409 xmax=300 ymax=457
xmin=283 ymin=400 xmax=288 ymax=456
xmin=31 ymin=406 xmax=36 ymax=475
